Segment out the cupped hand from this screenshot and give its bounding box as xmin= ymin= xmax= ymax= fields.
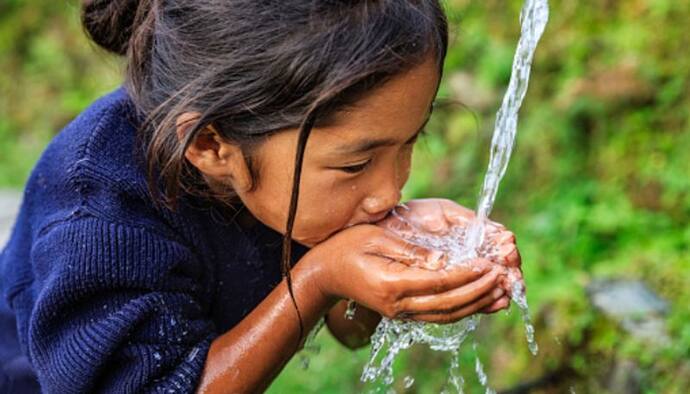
xmin=375 ymin=198 xmax=524 ymax=314
xmin=304 ymin=225 xmax=509 ymax=324
xmin=377 ymin=198 xmax=505 ymax=239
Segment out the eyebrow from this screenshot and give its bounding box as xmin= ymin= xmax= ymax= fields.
xmin=337 ymin=112 xmax=432 ymax=155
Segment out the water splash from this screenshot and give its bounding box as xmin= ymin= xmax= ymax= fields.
xmin=360 ymin=0 xmax=549 ymax=389
xmin=299 ymin=317 xmax=325 ymax=370
xmin=474 ymin=341 xmax=496 ymax=394
xmin=465 ymin=0 xmax=550 ymax=255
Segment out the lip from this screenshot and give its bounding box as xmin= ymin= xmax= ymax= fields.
xmin=342 ymin=210 xmax=393 ymax=230
xmin=363 ymin=210 xmax=392 ymax=225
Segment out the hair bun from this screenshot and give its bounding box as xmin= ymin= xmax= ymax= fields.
xmin=81 ymin=0 xmax=141 ymax=55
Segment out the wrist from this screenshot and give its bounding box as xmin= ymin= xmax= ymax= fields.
xmin=293 ymin=251 xmax=339 ymax=313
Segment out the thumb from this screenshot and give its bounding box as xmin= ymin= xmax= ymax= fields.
xmin=370 ymin=232 xmax=447 ymax=270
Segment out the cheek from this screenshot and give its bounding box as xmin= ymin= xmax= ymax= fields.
xmin=239 ymin=172 xmax=293 ymax=234
xmin=290 ymin=174 xmax=364 ymax=244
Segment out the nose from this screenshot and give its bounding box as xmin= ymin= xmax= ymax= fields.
xmin=362 ymin=176 xmax=401 ymax=217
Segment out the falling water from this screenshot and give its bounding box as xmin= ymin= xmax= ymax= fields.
xmin=360 ymin=0 xmax=549 ymax=390
xmin=299 ymin=317 xmax=325 ymax=369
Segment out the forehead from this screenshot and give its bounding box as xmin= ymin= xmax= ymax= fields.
xmin=311 ymin=57 xmax=440 ymax=150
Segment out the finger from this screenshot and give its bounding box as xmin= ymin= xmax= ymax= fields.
xmin=396 ymin=267 xmax=503 ymax=312
xmin=408 ymin=287 xmax=505 ymax=324
xmin=393 ymin=258 xmax=499 ymax=297
xmin=375 ymin=209 xmax=417 ymax=237
xmin=428 ymin=198 xmax=474 ymax=221
xmin=443 ymin=204 xmax=475 ymax=228
xmin=398 ymin=199 xmax=473 ymax=234
xmin=370 ymin=232 xmax=447 ymax=270
xmin=481 ymin=296 xmax=511 ymax=314
xmin=495 ymin=230 xmax=516 ymax=245
xmin=497 ymin=243 xmax=521 ymax=268
xmin=400 ymin=200 xmax=456 ymax=234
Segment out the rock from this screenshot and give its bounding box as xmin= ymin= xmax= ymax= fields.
xmin=587 ymin=279 xmax=670 ymax=345
xmin=607 ymin=359 xmax=642 ymax=394
xmin=0 ymin=190 xmax=22 ymax=249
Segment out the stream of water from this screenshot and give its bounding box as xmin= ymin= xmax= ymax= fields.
xmin=359 ymin=0 xmax=549 ymax=391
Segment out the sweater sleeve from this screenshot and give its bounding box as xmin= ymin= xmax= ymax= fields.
xmin=26 ymin=215 xmax=217 ymax=394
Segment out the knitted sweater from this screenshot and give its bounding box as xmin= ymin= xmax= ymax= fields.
xmin=0 ymin=87 xmax=306 ymax=393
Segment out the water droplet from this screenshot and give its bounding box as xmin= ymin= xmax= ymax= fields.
xmin=344 ymin=300 xmax=357 ymax=320
xmin=186 ymin=347 xmax=200 ymax=362
xmin=403 ymin=376 xmax=414 ymax=389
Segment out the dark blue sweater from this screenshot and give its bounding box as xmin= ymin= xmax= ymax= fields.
xmin=0 ymin=87 xmax=306 ymax=393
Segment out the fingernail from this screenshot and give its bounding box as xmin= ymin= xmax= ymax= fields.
xmin=493 ymin=288 xmax=505 ymax=298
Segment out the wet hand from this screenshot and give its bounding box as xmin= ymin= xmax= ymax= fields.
xmin=303 ymin=225 xmax=509 ymax=324
xmin=376 ymin=198 xmax=524 ymax=314
xmin=482 ymin=228 xmax=525 ymax=313
xmin=375 ymin=198 xmax=500 ymax=236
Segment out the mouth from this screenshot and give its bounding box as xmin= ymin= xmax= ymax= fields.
xmin=296 ymin=211 xmax=395 ymax=247
xmin=363 ymin=210 xmax=393 ymax=225
xmin=339 ymin=210 xmax=394 ymax=233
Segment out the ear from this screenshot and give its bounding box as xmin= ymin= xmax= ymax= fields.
xmin=176 ymin=112 xmax=253 ymax=192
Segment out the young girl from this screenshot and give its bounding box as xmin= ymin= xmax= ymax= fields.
xmin=0 ymin=1 xmax=521 ymax=392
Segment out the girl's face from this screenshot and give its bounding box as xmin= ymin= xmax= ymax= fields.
xmin=232 ymin=56 xmax=440 ymax=246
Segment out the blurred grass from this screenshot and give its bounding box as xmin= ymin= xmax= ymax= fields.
xmin=1 ymin=0 xmax=689 ymax=393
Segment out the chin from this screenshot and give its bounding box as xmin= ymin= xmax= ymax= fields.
xmin=292 ymin=236 xmax=325 ymax=248
xmin=292 ymin=224 xmax=347 ymax=247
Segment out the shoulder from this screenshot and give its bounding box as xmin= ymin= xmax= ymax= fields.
xmin=24 ymin=214 xmax=216 ymax=393
xmin=41 ymin=86 xmax=136 ymax=177
xmin=22 ymin=87 xmax=165 ymax=233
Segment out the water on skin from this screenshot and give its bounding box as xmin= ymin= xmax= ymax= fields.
xmin=345 ymin=300 xmax=357 ymax=320
xmin=360 ymin=0 xmax=549 ymax=389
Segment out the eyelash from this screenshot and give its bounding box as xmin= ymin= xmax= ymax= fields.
xmin=338 ymin=159 xmax=372 ymax=174
xmin=336 ymin=129 xmax=426 ymax=174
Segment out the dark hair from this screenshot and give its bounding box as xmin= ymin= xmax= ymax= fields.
xmin=82 ymin=0 xmax=448 ymax=344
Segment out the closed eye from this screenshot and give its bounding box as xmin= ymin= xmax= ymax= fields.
xmin=335 ymin=159 xmax=372 ymax=174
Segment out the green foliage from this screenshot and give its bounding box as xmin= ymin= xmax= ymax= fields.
xmin=0 ymin=0 xmax=121 ymax=185
xmin=1 ymin=0 xmax=689 ymax=392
